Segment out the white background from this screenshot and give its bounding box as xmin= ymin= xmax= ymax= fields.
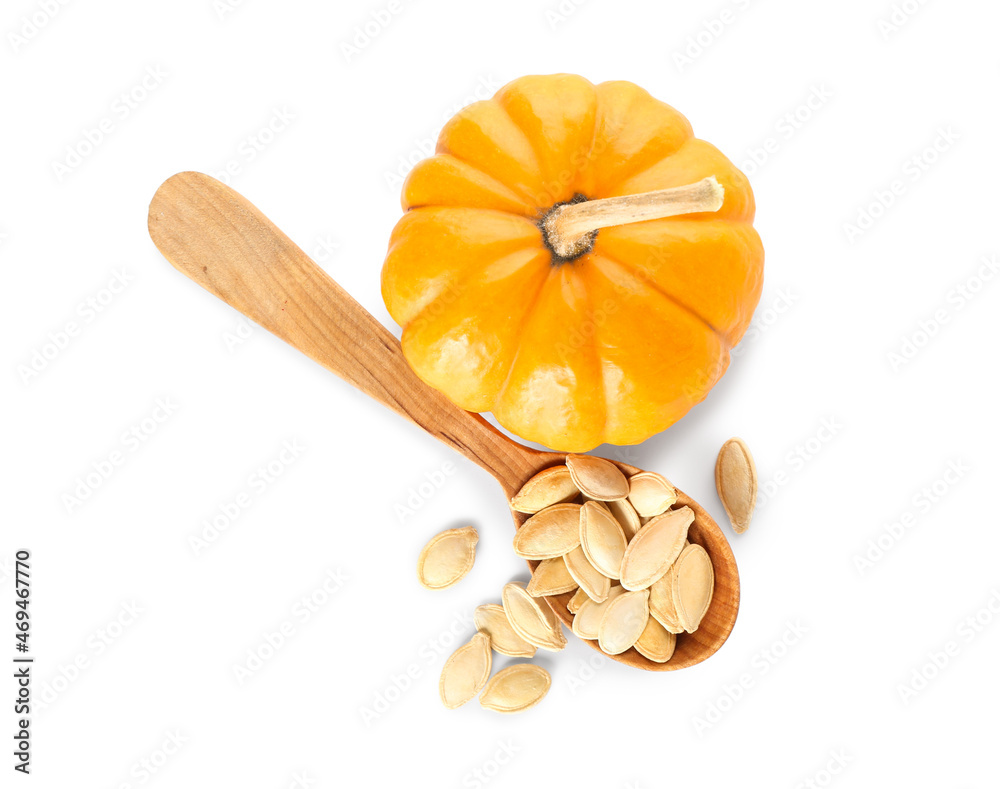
xmin=4 ymin=0 xmax=1000 ymax=786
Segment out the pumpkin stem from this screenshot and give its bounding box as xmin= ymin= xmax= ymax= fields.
xmin=541 ymin=176 xmax=725 ymax=260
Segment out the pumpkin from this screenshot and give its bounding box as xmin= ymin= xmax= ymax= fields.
xmin=381 ymin=74 xmax=763 ymax=452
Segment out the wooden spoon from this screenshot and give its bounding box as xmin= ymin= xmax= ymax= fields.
xmin=148 ymin=171 xmax=740 ymax=671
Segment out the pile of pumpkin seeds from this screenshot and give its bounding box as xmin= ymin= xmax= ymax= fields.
xmin=423 ymin=454 xmax=716 ymax=714
xmin=513 ymin=455 xmax=715 ymax=662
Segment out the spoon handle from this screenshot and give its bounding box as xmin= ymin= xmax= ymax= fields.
xmin=148 ymin=171 xmax=542 ymax=489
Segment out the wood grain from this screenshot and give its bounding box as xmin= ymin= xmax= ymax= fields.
xmin=148 ymin=171 xmax=739 ymax=672
xmin=148 ymin=172 xmax=547 ymax=493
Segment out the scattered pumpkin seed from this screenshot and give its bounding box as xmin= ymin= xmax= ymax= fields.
xmin=473 ymin=604 xmax=536 ymax=658
xmin=512 ymin=503 xmax=582 ymax=559
xmin=580 ymin=500 xmax=627 ymax=579
xmin=627 ymin=471 xmax=678 ymax=518
xmin=619 ymin=506 xmax=693 ymax=591
xmin=496 ymin=459 xmax=719 ymax=667
xmin=672 ymin=543 xmax=714 ymax=633
xmin=526 ymin=557 xmax=578 ymax=597
xmin=634 ymin=616 xmax=677 ymax=663
xmin=566 ymin=587 xmax=589 ymax=614
xmin=571 ymin=586 xmax=626 ymax=640
xmin=502 ymin=582 xmax=567 ymax=652
xmin=715 ymin=437 xmax=757 ymax=534
xmin=480 ymin=664 xmax=551 ymax=713
xmin=606 ymin=497 xmax=641 ymax=540
xmin=510 ymin=465 xmax=579 ymax=514
xmin=597 ymin=589 xmax=650 ymax=655
xmin=564 ymin=546 xmax=611 ymax=603
xmin=648 ymin=564 xmax=684 ymax=634
xmin=439 ymin=632 xmax=492 ymax=709
xmin=417 ymin=526 xmax=479 ymax=590
xmin=566 ymin=454 xmax=629 ymax=501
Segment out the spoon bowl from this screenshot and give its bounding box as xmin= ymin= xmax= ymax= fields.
xmin=148 ymin=171 xmax=739 ymax=671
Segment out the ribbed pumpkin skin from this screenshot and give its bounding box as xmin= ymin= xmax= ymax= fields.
xmin=381 ymin=74 xmax=763 ymax=452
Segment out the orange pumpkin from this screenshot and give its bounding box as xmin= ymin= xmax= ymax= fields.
xmin=381 ymin=74 xmax=763 ymax=452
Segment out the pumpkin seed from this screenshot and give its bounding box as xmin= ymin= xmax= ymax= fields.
xmin=511 ymin=465 xmax=579 ymax=513
xmin=627 ymin=471 xmax=677 ymax=517
xmin=564 ymin=546 xmax=611 ymax=603
xmin=580 ymin=501 xmax=627 ymax=579
xmin=439 ymin=632 xmax=492 ymax=709
xmin=526 ymin=557 xmax=578 ymax=597
xmin=417 ymin=526 xmax=479 ymax=589
xmin=607 ymin=497 xmax=641 ymax=540
xmin=502 ymin=582 xmax=567 ymax=652
xmin=597 ymin=589 xmax=649 ymax=655
xmin=715 ymin=437 xmax=757 ymax=534
xmin=571 ymin=585 xmax=626 ymax=640
xmin=619 ymin=506 xmax=693 ymax=591
xmin=566 ymin=587 xmax=589 ymax=614
xmin=473 ymin=604 xmax=536 ymax=658
xmin=648 ymin=565 xmax=684 ymax=633
xmin=512 ymin=503 xmax=582 ymax=559
xmin=634 ymin=616 xmax=676 ymax=663
xmin=672 ymin=543 xmax=714 ymax=632
xmin=480 ymin=664 xmax=551 ymax=713
xmin=565 ymin=454 xmax=629 ymax=501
